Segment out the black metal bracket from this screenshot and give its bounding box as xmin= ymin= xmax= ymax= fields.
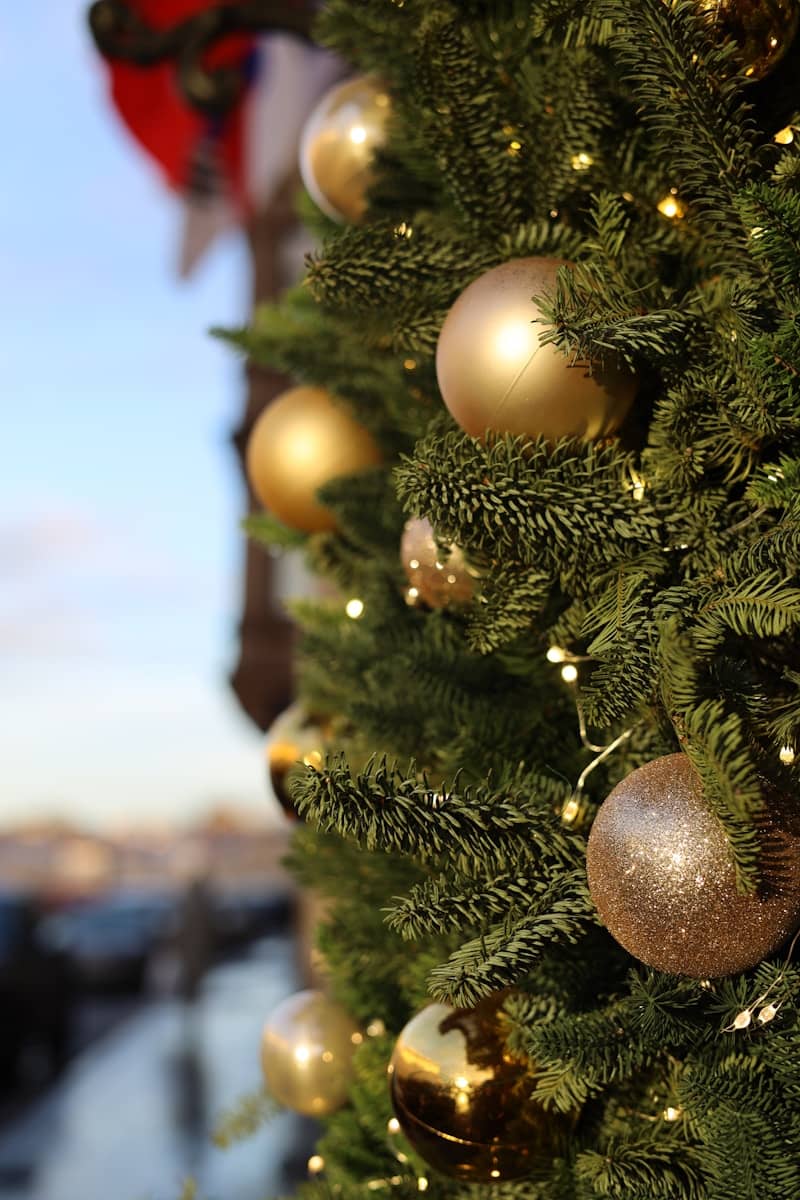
xmin=88 ymin=1 xmax=317 ymax=114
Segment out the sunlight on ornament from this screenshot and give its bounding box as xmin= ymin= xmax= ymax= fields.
xmin=495 ymin=321 xmax=533 ymax=361
xmin=780 ymin=744 xmax=795 ymax=765
xmin=346 ymin=598 xmax=365 ymax=619
xmin=308 ymin=1156 xmax=325 ymax=1175
xmin=657 ymin=190 xmax=686 ymax=220
xmin=571 ymin=151 xmax=593 ymax=171
xmin=775 ymin=125 xmax=795 ymax=144
xmin=294 ymin=1045 xmax=312 ymax=1065
xmin=561 ymin=664 xmax=579 ymax=684
xmin=349 ymin=124 xmax=367 ymax=144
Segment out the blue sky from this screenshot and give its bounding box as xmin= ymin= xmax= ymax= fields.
xmin=1 ymin=2 xmax=278 ymax=827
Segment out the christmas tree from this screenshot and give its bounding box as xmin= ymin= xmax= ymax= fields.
xmin=225 ymin=2 xmax=800 ymax=1197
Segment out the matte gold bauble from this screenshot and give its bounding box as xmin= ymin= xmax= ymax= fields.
xmin=388 ymin=994 xmax=572 ymax=1182
xmin=246 ymin=386 xmax=381 ymax=533
xmin=587 ymin=754 xmax=800 ymax=978
xmin=400 ymin=517 xmax=477 ymax=609
xmin=435 ymin=257 xmax=637 ymax=443
xmin=299 ymin=76 xmax=391 ymax=223
xmin=261 ymin=989 xmax=362 ymax=1116
xmin=694 ymin=0 xmax=798 ymax=80
xmin=265 ymin=702 xmax=328 ymax=820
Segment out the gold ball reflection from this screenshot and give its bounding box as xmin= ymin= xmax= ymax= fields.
xmin=587 ymin=754 xmax=800 ymax=977
xmin=400 ymin=517 xmax=477 ymax=610
xmin=265 ymin=702 xmax=328 ymax=820
xmin=261 ymin=989 xmax=362 ymax=1116
xmin=300 ymin=76 xmax=391 ymax=223
xmin=435 ymin=257 xmax=637 ymax=443
xmin=246 ymin=386 xmax=381 ymax=533
xmin=388 ymin=994 xmax=573 ymax=1182
xmin=694 ymin=0 xmax=798 ymax=80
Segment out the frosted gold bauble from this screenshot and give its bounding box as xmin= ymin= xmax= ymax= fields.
xmin=261 ymin=989 xmax=362 ymax=1116
xmin=299 ymin=76 xmax=391 ymax=223
xmin=265 ymin=702 xmax=328 ymax=820
xmin=587 ymin=754 xmax=800 ymax=978
xmin=246 ymin=386 xmax=381 ymax=533
xmin=435 ymin=257 xmax=637 ymax=443
xmin=400 ymin=517 xmax=477 ymax=609
xmin=388 ymin=994 xmax=572 ymax=1182
xmin=695 ymin=0 xmax=798 ymax=79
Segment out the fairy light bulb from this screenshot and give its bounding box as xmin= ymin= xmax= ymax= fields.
xmin=346 ymin=598 xmax=365 ymax=619
xmin=775 ymin=125 xmax=794 ymax=144
xmin=308 ymin=1155 xmax=325 ymax=1175
xmin=561 ymin=664 xmax=579 ymax=684
xmin=571 ymin=151 xmax=593 ymax=171
xmin=547 ymin=646 xmax=566 ymax=663
xmin=780 ymin=745 xmax=795 ymax=765
xmin=561 ymin=797 xmax=580 ymax=825
xmin=657 ymin=190 xmax=686 ymax=220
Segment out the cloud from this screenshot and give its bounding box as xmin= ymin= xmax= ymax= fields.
xmin=0 ymin=505 xmax=200 ymax=659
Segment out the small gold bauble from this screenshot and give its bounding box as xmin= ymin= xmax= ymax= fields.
xmin=261 ymin=989 xmax=362 ymax=1116
xmin=435 ymin=257 xmax=637 ymax=443
xmin=246 ymin=386 xmax=381 ymax=533
xmin=299 ymin=76 xmax=391 ymax=223
xmin=400 ymin=517 xmax=477 ymax=609
xmin=587 ymin=754 xmax=800 ymax=978
xmin=388 ymin=994 xmax=572 ymax=1182
xmin=694 ymin=0 xmax=798 ymax=80
xmin=265 ymin=702 xmax=328 ymax=820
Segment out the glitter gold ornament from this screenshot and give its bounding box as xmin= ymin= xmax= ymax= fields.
xmin=586 ymin=754 xmax=800 ymax=978
xmin=388 ymin=994 xmax=573 ymax=1182
xmin=435 ymin=258 xmax=637 ymax=443
xmin=246 ymin=386 xmax=381 ymax=533
xmin=265 ymin=702 xmax=328 ymax=820
xmin=694 ymin=0 xmax=798 ymax=80
xmin=299 ymin=76 xmax=391 ymax=223
xmin=401 ymin=517 xmax=477 ymax=609
xmin=261 ymin=989 xmax=362 ymax=1116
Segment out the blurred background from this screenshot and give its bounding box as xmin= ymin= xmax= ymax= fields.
xmin=0 ymin=1 xmax=329 ymax=1195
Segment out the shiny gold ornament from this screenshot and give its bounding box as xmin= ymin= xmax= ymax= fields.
xmin=693 ymin=0 xmax=798 ymax=80
xmin=246 ymin=386 xmax=381 ymax=533
xmin=388 ymin=994 xmax=573 ymax=1182
xmin=265 ymin=702 xmax=328 ymax=820
xmin=435 ymin=258 xmax=637 ymax=443
xmin=587 ymin=754 xmax=800 ymax=978
xmin=400 ymin=517 xmax=477 ymax=609
xmin=261 ymin=989 xmax=362 ymax=1116
xmin=299 ymin=76 xmax=391 ymax=223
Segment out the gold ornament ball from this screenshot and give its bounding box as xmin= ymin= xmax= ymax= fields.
xmin=435 ymin=257 xmax=637 ymax=443
xmin=586 ymin=754 xmax=800 ymax=978
xmin=265 ymin=702 xmax=328 ymax=820
xmin=299 ymin=76 xmax=391 ymax=223
xmin=246 ymin=386 xmax=381 ymax=534
xmin=261 ymin=989 xmax=362 ymax=1116
xmin=388 ymin=994 xmax=573 ymax=1182
xmin=401 ymin=517 xmax=477 ymax=609
xmin=695 ymin=0 xmax=798 ymax=80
